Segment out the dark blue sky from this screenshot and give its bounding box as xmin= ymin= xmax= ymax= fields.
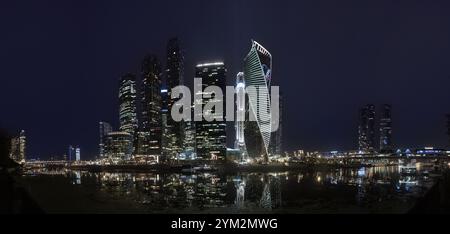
xmin=1 ymin=0 xmax=450 ymax=159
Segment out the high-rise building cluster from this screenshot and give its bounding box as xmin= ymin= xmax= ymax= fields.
xmin=97 ymin=38 xmax=282 ymax=164
xmin=68 ymin=145 xmax=81 ymax=162
xmin=358 ymin=104 xmax=392 ymax=154
xmin=98 ymin=38 xmax=186 ymax=164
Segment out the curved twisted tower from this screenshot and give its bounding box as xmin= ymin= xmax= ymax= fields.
xmin=244 ymin=40 xmax=272 ymax=160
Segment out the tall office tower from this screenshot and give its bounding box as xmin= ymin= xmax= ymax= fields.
xmin=9 ymin=130 xmax=26 ymax=163
xmin=99 ymin=121 xmax=112 ymax=159
xmin=269 ymin=93 xmax=283 ymax=156
xmin=358 ymin=104 xmax=376 ymax=153
xmin=379 ymin=104 xmax=392 ymax=152
xmin=75 ymin=147 xmax=81 ymax=161
xmin=165 ymin=38 xmax=184 ymax=159
xmin=234 ymin=72 xmax=247 ymax=161
xmin=139 ymin=55 xmax=162 ymax=156
xmin=68 ymin=145 xmax=75 ymax=162
xmin=243 ymin=40 xmax=273 ymax=162
xmin=118 ymin=73 xmax=138 ymax=136
xmin=160 ymin=88 xmax=170 ymax=158
xmin=195 ymin=62 xmax=227 ymax=160
xmin=447 ymin=114 xmax=450 ymax=146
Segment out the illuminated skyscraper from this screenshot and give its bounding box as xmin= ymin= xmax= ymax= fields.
xmin=75 ymin=147 xmax=81 ymax=161
xmin=447 ymin=114 xmax=450 ymax=146
xmin=9 ymin=130 xmax=26 ymax=163
xmin=269 ymin=93 xmax=283 ymax=157
xmin=118 ymin=73 xmax=138 ymax=136
xmin=99 ymin=121 xmax=112 ymax=158
xmin=160 ymin=88 xmax=170 ymax=158
xmin=234 ymin=72 xmax=247 ymax=160
xmin=358 ymin=104 xmax=376 ymax=153
xmin=68 ymin=145 xmax=75 ymax=162
xmin=165 ymin=38 xmax=184 ymax=159
xmin=243 ymin=40 xmax=272 ymax=162
xmin=139 ymin=55 xmax=162 ymax=156
xmin=379 ymin=104 xmax=392 ymax=152
xmin=195 ymin=62 xmax=227 ymax=160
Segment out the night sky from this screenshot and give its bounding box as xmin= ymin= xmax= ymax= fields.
xmin=1 ymin=0 xmax=450 ymax=160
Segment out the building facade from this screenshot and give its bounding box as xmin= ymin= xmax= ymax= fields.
xmin=104 ymin=131 xmax=133 ymax=162
xmin=195 ymin=62 xmax=227 ymax=160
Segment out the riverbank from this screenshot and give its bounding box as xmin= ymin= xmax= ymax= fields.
xmin=409 ymin=169 xmax=450 ymax=213
xmin=65 ymin=162 xmax=370 ymax=174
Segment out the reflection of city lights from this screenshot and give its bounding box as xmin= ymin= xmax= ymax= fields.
xmin=316 ymin=176 xmax=321 ymax=182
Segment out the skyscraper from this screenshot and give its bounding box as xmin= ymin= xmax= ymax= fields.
xmin=358 ymin=104 xmax=376 ymax=153
xmin=379 ymin=104 xmax=392 ymax=152
xmin=234 ymin=72 xmax=247 ymax=161
xmin=9 ymin=130 xmax=26 ymax=163
xmin=195 ymin=62 xmax=227 ymax=160
xmin=269 ymin=93 xmax=283 ymax=157
xmin=118 ymin=73 xmax=138 ymax=137
xmin=75 ymin=147 xmax=81 ymax=161
xmin=99 ymin=121 xmax=112 ymax=159
xmin=139 ymin=55 xmax=162 ymax=156
xmin=243 ymin=40 xmax=273 ymax=162
xmin=160 ymin=88 xmax=170 ymax=158
xmin=447 ymin=114 xmax=450 ymax=146
xmin=165 ymin=37 xmax=184 ymax=160
xmin=68 ymin=145 xmax=75 ymax=162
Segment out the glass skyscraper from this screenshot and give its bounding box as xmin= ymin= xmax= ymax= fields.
xmin=195 ymin=62 xmax=227 ymax=160
xmin=9 ymin=130 xmax=26 ymax=163
xmin=99 ymin=121 xmax=112 ymax=159
xmin=164 ymin=38 xmax=184 ymax=160
xmin=234 ymin=72 xmax=247 ymax=161
xmin=139 ymin=55 xmax=162 ymax=156
xmin=118 ymin=73 xmax=138 ymax=137
xmin=358 ymin=104 xmax=376 ymax=153
xmin=243 ymin=40 xmax=273 ymax=162
xmin=379 ymin=104 xmax=392 ymax=152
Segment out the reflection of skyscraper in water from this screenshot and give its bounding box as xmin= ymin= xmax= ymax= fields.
xmin=270 ymin=176 xmax=282 ymax=209
xmin=73 ymin=171 xmax=81 ymax=185
xmin=259 ymin=175 xmax=274 ymax=210
xmin=234 ymin=177 xmax=246 ymax=209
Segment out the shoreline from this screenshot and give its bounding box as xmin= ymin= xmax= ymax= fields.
xmin=60 ymin=162 xmax=374 ymax=174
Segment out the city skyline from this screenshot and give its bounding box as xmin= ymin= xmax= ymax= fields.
xmin=1 ymin=1 xmax=450 ymax=159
